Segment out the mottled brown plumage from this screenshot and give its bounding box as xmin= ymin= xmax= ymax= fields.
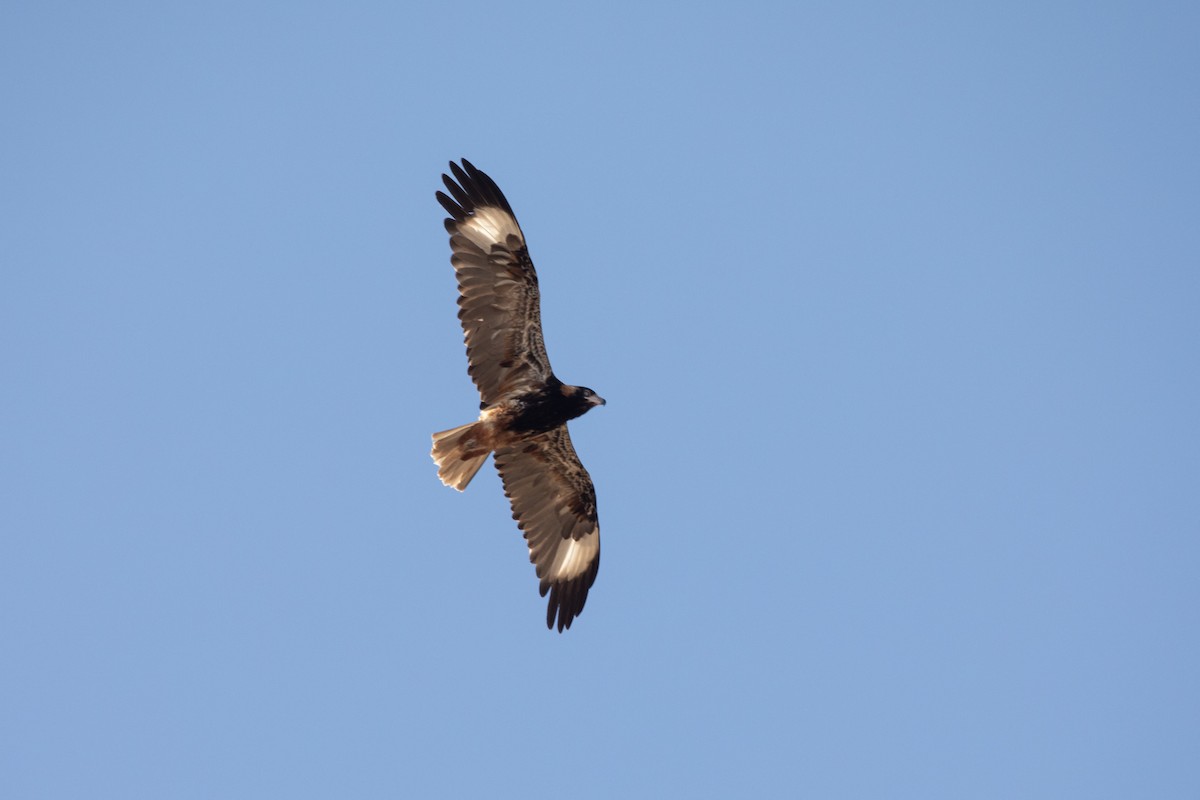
xmin=430 ymin=160 xmax=605 ymax=632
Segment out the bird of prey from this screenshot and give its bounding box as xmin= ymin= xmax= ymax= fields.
xmin=430 ymin=159 xmax=606 ymax=632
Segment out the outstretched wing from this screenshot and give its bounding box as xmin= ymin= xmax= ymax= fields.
xmin=493 ymin=426 xmax=600 ymax=632
xmin=437 ymin=160 xmax=553 ymax=406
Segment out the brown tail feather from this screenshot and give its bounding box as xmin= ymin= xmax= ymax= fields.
xmin=431 ymin=422 xmax=491 ymax=491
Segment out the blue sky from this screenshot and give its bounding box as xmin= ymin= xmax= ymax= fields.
xmin=3 ymin=2 xmax=1198 ymax=797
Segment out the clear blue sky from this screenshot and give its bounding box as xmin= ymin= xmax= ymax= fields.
xmin=3 ymin=2 xmax=1198 ymax=797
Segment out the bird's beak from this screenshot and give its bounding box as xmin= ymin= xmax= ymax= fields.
xmin=590 ymin=394 xmax=606 ymax=407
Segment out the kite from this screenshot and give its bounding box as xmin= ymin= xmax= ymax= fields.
xmin=431 ymin=160 xmax=606 ymax=632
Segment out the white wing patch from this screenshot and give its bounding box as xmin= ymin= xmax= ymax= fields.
xmin=459 ymin=207 xmax=522 ymax=250
xmin=545 ymin=533 xmax=599 ymax=582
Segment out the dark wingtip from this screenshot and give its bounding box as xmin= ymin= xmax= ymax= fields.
xmin=435 ymin=189 xmax=464 ymax=222
xmin=543 ymin=570 xmax=597 ymax=633
xmin=438 ymin=158 xmax=516 ymax=219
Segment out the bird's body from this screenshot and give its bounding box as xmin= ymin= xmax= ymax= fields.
xmin=430 ymin=160 xmax=605 ymax=632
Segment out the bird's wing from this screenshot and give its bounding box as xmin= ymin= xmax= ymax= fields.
xmin=437 ymin=160 xmax=553 ymax=406
xmin=493 ymin=426 xmax=600 ymax=632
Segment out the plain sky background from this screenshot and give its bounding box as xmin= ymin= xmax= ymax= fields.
xmin=3 ymin=2 xmax=1198 ymax=797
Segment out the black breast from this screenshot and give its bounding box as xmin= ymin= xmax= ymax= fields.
xmin=509 ymin=385 xmax=590 ymax=434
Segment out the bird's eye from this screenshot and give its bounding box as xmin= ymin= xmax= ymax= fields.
xmin=583 ymin=389 xmax=592 ymax=396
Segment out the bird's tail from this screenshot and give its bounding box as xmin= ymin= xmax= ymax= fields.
xmin=431 ymin=422 xmax=491 ymax=491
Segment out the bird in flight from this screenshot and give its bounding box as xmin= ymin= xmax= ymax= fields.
xmin=431 ymin=159 xmax=606 ymax=632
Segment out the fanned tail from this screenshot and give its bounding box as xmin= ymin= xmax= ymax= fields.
xmin=431 ymin=422 xmax=491 ymax=491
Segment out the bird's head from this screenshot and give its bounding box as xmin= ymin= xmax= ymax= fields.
xmin=560 ymin=384 xmax=606 ymax=418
